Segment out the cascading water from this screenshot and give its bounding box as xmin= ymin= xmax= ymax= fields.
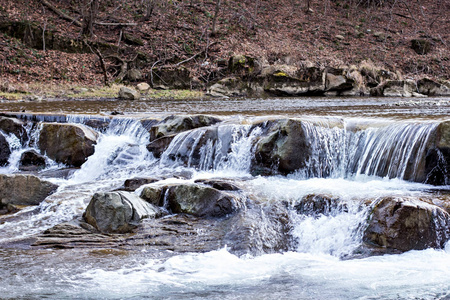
xmin=1 ymin=111 xmax=450 ymax=300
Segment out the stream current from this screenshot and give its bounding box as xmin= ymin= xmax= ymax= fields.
xmin=1 ymin=96 xmax=450 ymax=299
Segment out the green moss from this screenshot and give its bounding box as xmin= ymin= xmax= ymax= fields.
xmin=0 ymin=92 xmax=25 ymax=100
xmin=273 ymin=71 xmax=288 ymax=77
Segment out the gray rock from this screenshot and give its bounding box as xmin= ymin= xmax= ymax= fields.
xmin=294 ymin=194 xmax=344 ymax=216
xmin=83 ymin=191 xmax=160 ymax=233
xmin=146 ymin=135 xmax=174 ymax=158
xmin=118 ymin=86 xmax=140 ymax=100
xmin=166 ymin=183 xmax=243 ymax=218
xmin=194 ymin=179 xmax=241 ymax=191
xmin=208 ymin=77 xmax=249 ymax=97
xmin=0 ymin=174 xmax=58 ymax=206
xmin=325 ymin=72 xmax=353 ymax=91
xmin=38 ymin=123 xmax=98 ymax=167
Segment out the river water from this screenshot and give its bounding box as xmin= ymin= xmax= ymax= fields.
xmin=1 ymin=96 xmax=450 ymax=299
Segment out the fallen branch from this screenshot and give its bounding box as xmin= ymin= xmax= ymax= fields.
xmin=174 ymin=42 xmax=219 ymax=67
xmin=175 ymin=52 xmax=202 ymax=67
xmin=95 ymin=22 xmax=138 ymax=26
xmin=40 ymin=0 xmax=82 ymax=27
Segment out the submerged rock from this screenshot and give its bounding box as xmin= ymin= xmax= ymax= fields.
xmin=0 ymin=174 xmax=58 ymax=206
xmin=38 ymin=123 xmax=98 ymax=167
xmin=146 ymin=135 xmax=174 ymax=158
xmin=83 ymin=191 xmax=160 ymax=233
xmin=363 ymin=197 xmax=450 ymax=252
xmin=294 ymin=194 xmax=344 ymax=216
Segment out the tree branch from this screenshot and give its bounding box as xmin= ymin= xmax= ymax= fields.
xmin=40 ymin=0 xmax=82 ymax=27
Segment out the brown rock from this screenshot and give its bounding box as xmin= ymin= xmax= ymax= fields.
xmin=363 ymin=197 xmax=450 ymax=252
xmin=38 ymin=123 xmax=98 ymax=167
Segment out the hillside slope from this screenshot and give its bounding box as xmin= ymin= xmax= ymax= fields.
xmin=0 ymin=0 xmax=449 ymax=91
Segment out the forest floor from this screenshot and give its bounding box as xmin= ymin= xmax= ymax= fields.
xmin=0 ymin=0 xmax=449 ymax=99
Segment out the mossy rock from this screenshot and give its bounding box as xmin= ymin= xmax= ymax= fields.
xmin=228 ymin=55 xmax=260 ymax=78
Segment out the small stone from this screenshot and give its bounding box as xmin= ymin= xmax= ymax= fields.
xmin=373 ymin=31 xmax=383 ymax=38
xmin=118 ymin=87 xmax=140 ymax=100
xmin=335 ymin=35 xmax=345 ymax=40
xmin=136 ymin=82 xmax=150 ymax=91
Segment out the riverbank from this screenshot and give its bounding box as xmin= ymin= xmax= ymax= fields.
xmin=1 ymin=0 xmax=448 ymax=98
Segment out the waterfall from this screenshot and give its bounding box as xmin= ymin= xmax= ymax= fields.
xmin=157 ymin=118 xmax=439 ymax=183
xmin=346 ymin=121 xmax=438 ymax=181
xmin=160 ymin=124 xmax=262 ymax=174
xmin=69 ymin=119 xmax=154 ymax=183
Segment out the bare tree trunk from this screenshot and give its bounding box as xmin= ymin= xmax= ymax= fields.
xmin=211 ymin=0 xmax=221 ymax=36
xmin=82 ymin=0 xmax=99 ymax=36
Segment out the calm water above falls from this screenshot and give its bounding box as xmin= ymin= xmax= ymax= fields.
xmin=1 ymin=96 xmax=450 ymax=119
xmin=1 ymin=97 xmax=450 ymax=299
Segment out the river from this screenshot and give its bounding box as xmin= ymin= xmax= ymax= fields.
xmin=1 ymin=96 xmax=450 ymax=299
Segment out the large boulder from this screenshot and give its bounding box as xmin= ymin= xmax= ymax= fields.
xmin=0 ymin=174 xmax=58 ymax=206
xmin=251 ymin=119 xmax=310 ymax=175
xmin=363 ymin=197 xmax=450 ymax=252
xmin=146 ymin=135 xmax=174 ymax=158
xmin=0 ymin=133 xmax=11 ymax=166
xmin=83 ymin=191 xmax=160 ymax=233
xmin=38 ymin=123 xmax=98 ymax=167
xmin=141 ymin=182 xmax=243 ymax=218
